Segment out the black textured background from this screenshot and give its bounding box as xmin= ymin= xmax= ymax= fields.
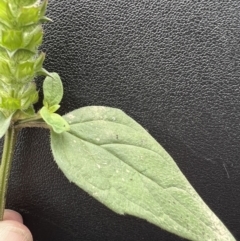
xmin=4 ymin=0 xmax=240 ymax=240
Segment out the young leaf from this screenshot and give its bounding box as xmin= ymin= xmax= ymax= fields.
xmin=42 ymin=72 xmax=63 ymax=108
xmin=40 ymin=106 xmax=69 ymax=133
xmin=0 ymin=111 xmax=13 ymax=139
xmin=51 ymin=106 xmax=236 ymax=241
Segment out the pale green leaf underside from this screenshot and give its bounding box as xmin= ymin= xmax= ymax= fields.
xmin=0 ymin=111 xmax=13 ymax=139
xmin=51 ymin=106 xmax=235 ymax=241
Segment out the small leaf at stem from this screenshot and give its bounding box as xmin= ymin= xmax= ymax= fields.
xmin=42 ymin=72 xmax=63 ymax=108
xmin=48 ymin=104 xmax=60 ymax=113
xmin=0 ymin=112 xmax=13 ymax=139
xmin=40 ymin=106 xmax=69 ymax=133
xmin=50 ymin=106 xmax=236 ymax=241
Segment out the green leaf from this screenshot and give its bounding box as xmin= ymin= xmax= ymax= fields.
xmin=51 ymin=106 xmax=236 ymax=241
xmin=18 ymin=6 xmax=41 ymax=26
xmin=21 ymin=91 xmax=38 ymax=110
xmin=15 ymin=61 xmax=35 ymax=82
xmin=0 ymin=97 xmax=21 ymax=110
xmin=12 ymin=0 xmax=39 ymax=6
xmin=1 ymin=30 xmax=23 ymax=51
xmin=39 ymin=16 xmax=53 ymax=23
xmin=42 ymin=72 xmax=63 ymax=108
xmin=34 ymin=52 xmax=45 ymax=71
xmin=48 ymin=105 xmax=60 ymax=113
xmin=12 ymin=49 xmax=35 ymax=62
xmin=0 ymin=1 xmax=13 ymax=28
xmin=37 ymin=68 xmax=54 ymax=77
xmin=0 ymin=60 xmax=13 ymax=82
xmin=13 ymin=106 xmax=35 ymax=120
xmin=0 ymin=111 xmax=13 ymax=139
xmin=40 ymin=106 xmax=69 ymax=133
xmin=23 ymin=25 xmax=43 ymax=52
xmin=39 ymin=0 xmax=48 ymax=18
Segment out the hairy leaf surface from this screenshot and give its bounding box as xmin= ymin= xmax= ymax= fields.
xmin=42 ymin=72 xmax=63 ymax=108
xmin=40 ymin=106 xmax=69 ymax=133
xmin=51 ymin=106 xmax=235 ymax=241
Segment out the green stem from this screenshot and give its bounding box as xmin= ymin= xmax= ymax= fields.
xmin=0 ymin=127 xmax=17 ymax=220
xmin=15 ymin=120 xmax=50 ymax=130
xmin=14 ymin=114 xmax=42 ymax=124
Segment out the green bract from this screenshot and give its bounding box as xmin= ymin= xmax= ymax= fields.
xmin=0 ymin=0 xmax=47 ymax=116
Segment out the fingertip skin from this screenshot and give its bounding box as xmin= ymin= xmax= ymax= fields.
xmin=0 ymin=220 xmax=33 ymax=241
xmin=1 ymin=210 xmax=32 ymax=240
xmin=3 ymin=209 xmax=23 ymax=223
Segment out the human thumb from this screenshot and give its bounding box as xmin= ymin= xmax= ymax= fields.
xmin=0 ymin=220 xmax=33 ymax=241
